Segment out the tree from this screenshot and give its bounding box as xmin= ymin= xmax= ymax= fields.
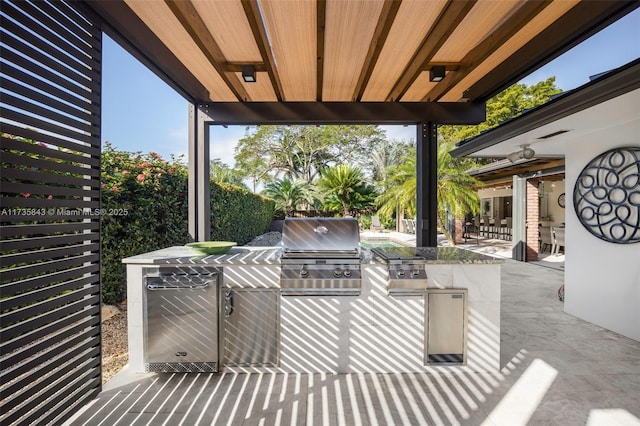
xmin=234 ymin=125 xmax=385 ymax=185
xmin=210 ymin=159 xmax=246 ymax=188
xmin=377 ymin=141 xmax=481 ymax=245
xmin=436 ymin=139 xmax=482 ymax=245
xmin=439 ymin=77 xmax=562 ymax=147
xmin=376 ymin=151 xmax=417 ymax=219
xmin=317 ymin=164 xmax=376 ymax=217
xmin=261 ymin=178 xmax=315 ymax=217
xmin=367 ymin=138 xmax=412 ymax=188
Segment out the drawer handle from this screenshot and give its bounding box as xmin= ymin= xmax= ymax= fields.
xmin=147 ymin=281 xmax=211 ymax=290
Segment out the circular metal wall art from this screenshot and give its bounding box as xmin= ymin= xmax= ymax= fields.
xmin=573 ymin=147 xmax=640 ymax=244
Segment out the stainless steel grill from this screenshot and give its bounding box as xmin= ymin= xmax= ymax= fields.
xmin=371 ymin=247 xmax=428 ymax=295
xmin=280 ymin=217 xmax=362 ymax=295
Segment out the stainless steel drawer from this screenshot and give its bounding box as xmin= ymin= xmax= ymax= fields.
xmin=144 ymin=267 xmax=219 ymax=372
xmin=425 ymin=289 xmax=467 ymax=366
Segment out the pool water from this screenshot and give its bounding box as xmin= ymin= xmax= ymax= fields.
xmin=360 ymin=240 xmax=404 ymax=248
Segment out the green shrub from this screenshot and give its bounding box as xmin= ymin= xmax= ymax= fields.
xmin=359 ymin=215 xmax=372 ymax=230
xmin=101 ymin=144 xmax=189 ymax=303
xmin=101 ymin=145 xmax=275 ymax=303
xmin=380 ymin=215 xmax=395 ymax=229
xmin=210 ymin=182 xmax=275 ymax=244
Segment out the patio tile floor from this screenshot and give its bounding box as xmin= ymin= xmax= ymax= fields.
xmin=66 ymin=250 xmax=639 ymax=426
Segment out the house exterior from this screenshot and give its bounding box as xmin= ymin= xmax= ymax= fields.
xmin=451 ymin=59 xmax=640 ymax=341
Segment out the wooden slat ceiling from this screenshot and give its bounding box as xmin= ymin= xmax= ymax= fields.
xmin=100 ymin=0 xmax=636 ymax=104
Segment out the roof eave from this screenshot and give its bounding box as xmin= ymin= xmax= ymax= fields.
xmin=450 ymin=58 xmax=640 ymax=158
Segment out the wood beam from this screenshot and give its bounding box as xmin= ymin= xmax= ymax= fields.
xmin=241 ymin=0 xmax=285 ymax=101
xmin=386 ymin=0 xmax=477 ymax=102
xmin=198 ymin=101 xmax=485 ymax=125
xmin=466 ymin=0 xmax=639 ymax=103
xmin=352 ymin=0 xmax=402 ymax=101
xmin=316 ymin=0 xmax=326 ymax=101
xmin=165 ymin=0 xmax=249 ymax=101
xmin=473 ymin=159 xmax=566 ymax=185
xmin=422 ymin=0 xmax=553 ymax=102
xmin=224 ymin=62 xmax=267 ymax=73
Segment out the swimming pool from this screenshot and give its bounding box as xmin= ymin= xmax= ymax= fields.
xmin=360 ymin=239 xmax=405 ymax=248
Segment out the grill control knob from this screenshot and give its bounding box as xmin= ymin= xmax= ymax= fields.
xmin=396 ymin=269 xmax=405 ymax=278
xmin=343 ymin=269 xmax=352 ymax=278
xmin=300 ymin=269 xmax=309 ymax=278
xmin=333 ymin=268 xmax=343 ymax=278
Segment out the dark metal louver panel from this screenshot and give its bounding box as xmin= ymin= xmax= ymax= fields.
xmin=1 ymin=0 xmax=102 ymax=424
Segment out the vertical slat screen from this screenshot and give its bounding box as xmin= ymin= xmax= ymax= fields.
xmin=1 ymin=0 xmax=102 ymax=424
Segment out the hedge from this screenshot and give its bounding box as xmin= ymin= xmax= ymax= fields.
xmin=210 ymin=181 xmax=275 ymax=244
xmin=101 ymin=145 xmax=274 ymax=303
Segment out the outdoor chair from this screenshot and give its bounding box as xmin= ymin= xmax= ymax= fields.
xmin=407 ymin=219 xmax=416 ymax=234
xmin=481 ymin=215 xmax=490 ymax=237
xmin=463 ymin=217 xmax=480 ymax=244
xmin=493 ymin=213 xmax=503 ymax=239
xmin=539 ymin=226 xmax=553 ymax=253
xmin=503 ymin=217 xmax=513 ymax=241
xmin=371 ymin=215 xmax=383 ymax=232
xmin=552 ymin=227 xmax=565 ymax=255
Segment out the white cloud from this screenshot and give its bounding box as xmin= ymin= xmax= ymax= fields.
xmin=379 ymin=125 xmax=416 ymax=143
xmin=210 ymin=126 xmax=247 ymax=167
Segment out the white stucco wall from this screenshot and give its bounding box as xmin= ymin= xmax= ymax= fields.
xmin=564 ymin=123 xmax=640 ymax=341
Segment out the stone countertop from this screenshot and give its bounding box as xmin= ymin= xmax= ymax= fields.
xmin=123 ymin=245 xmax=502 ymax=266
xmin=382 ymin=247 xmax=503 ymax=264
xmin=122 ymin=246 xmax=282 ymax=265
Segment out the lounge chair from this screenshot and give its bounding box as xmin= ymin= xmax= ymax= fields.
xmin=539 ymin=226 xmax=553 ymax=253
xmin=371 ymin=215 xmax=383 ymax=232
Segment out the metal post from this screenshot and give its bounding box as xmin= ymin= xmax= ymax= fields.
xmin=188 ymin=104 xmax=197 ymax=241
xmin=416 ymin=122 xmax=437 ymax=247
xmin=188 ymin=104 xmax=211 ymax=242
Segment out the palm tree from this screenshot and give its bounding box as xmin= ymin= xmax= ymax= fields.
xmin=377 ymin=142 xmax=481 ymax=245
xmin=436 ymin=140 xmax=481 ymax=245
xmin=261 ymin=178 xmax=315 ymax=217
xmin=317 ymin=164 xmax=376 ymax=217
xmin=210 ymin=159 xmax=246 ymax=188
xmin=376 ymin=154 xmax=417 ymax=218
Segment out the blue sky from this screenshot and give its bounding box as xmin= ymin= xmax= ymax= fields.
xmin=101 ymin=9 xmax=639 ymax=167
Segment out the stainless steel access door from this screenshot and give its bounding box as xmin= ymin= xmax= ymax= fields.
xmin=425 ymin=289 xmax=467 ymax=365
xmin=223 ymin=289 xmax=279 ymax=366
xmin=145 ymin=268 xmax=219 ymax=372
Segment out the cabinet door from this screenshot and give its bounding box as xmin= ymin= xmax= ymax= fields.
xmin=223 ymin=290 xmax=278 ymax=365
xmin=426 ymin=290 xmax=466 ymax=365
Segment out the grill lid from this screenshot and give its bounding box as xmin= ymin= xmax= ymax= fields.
xmin=371 ymin=247 xmax=425 ymax=261
xmin=281 ymin=217 xmax=360 ymax=255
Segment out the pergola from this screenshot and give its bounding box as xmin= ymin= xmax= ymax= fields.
xmin=88 ymin=0 xmax=635 ymax=246
xmin=1 ymin=0 xmax=637 ymax=423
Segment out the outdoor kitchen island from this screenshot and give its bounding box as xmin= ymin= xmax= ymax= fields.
xmin=123 ymin=241 xmax=502 ymax=376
